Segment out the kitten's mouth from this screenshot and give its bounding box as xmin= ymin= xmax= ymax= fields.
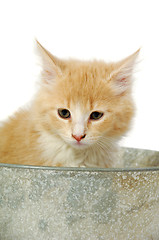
xmin=74 ymin=141 xmax=84 ymax=146
xmin=61 ymin=135 xmax=91 ymax=149
xmin=71 ymin=141 xmax=89 ymax=149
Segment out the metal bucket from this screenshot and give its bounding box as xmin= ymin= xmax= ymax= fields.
xmin=0 ymin=147 xmax=159 ymax=240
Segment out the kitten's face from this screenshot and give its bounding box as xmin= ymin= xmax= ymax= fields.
xmin=52 ymin=100 xmax=110 ymax=149
xmin=53 ymin=104 xmax=106 ymax=149
xmin=34 ymin=41 xmax=139 ymax=149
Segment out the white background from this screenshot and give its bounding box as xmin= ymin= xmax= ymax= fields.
xmin=0 ymin=0 xmax=159 ymax=151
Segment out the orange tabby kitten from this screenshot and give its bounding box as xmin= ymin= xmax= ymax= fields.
xmin=0 ymin=41 xmax=139 ymax=168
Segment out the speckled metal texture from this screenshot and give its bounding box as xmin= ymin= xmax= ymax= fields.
xmin=0 ymin=148 xmax=159 ymax=240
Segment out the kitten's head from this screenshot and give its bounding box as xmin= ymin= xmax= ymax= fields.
xmin=33 ymin=41 xmax=139 ymax=149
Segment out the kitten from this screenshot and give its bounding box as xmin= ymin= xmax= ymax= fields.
xmin=0 ymin=41 xmax=139 ymax=168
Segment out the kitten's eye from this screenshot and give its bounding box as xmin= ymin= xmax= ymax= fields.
xmin=90 ymin=111 xmax=104 ymax=120
xmin=58 ymin=109 xmax=71 ymax=119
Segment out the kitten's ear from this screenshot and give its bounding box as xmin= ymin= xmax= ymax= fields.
xmin=109 ymin=49 xmax=140 ymax=95
xmin=35 ymin=40 xmax=62 ymax=84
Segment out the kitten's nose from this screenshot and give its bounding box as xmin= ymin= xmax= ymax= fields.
xmin=72 ymin=134 xmax=86 ymax=142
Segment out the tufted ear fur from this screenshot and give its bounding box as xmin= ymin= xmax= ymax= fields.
xmin=109 ymin=49 xmax=140 ymax=95
xmin=35 ymin=40 xmax=62 ymax=85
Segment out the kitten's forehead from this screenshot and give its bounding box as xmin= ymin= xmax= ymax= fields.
xmin=70 ymin=101 xmax=106 ymax=116
xmin=62 ymin=76 xmax=110 ymax=103
xmin=53 ymin=61 xmax=114 ymax=109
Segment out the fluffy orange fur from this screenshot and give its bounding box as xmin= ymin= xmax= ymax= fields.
xmin=0 ymin=41 xmax=139 ymax=168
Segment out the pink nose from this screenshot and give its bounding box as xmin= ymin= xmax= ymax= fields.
xmin=72 ymin=134 xmax=86 ymax=142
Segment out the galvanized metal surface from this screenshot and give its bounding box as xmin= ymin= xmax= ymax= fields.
xmin=0 ymin=147 xmax=159 ymax=240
